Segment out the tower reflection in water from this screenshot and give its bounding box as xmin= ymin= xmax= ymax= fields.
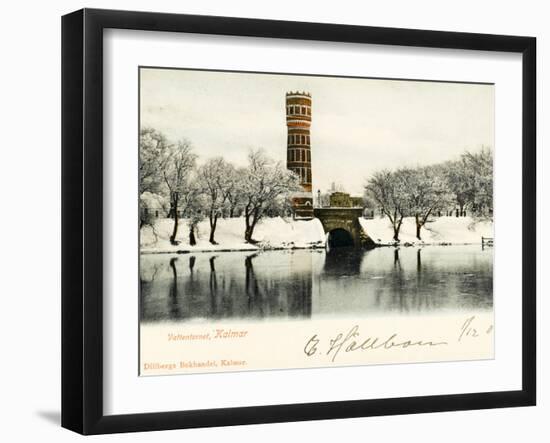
xmin=140 ymin=246 xmax=493 ymax=323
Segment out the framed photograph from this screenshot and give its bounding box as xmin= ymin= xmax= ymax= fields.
xmin=61 ymin=8 xmax=536 ymax=434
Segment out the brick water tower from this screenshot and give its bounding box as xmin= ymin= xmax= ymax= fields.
xmin=286 ymin=91 xmax=313 ymax=218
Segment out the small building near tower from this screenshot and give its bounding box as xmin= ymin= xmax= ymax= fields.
xmin=286 ymin=91 xmax=314 ymax=218
xmin=328 ymin=192 xmax=364 ymax=208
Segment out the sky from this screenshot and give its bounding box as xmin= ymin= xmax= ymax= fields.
xmin=140 ymin=67 xmax=494 ymax=196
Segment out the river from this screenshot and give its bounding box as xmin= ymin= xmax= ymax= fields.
xmin=139 ymin=245 xmax=493 ymax=323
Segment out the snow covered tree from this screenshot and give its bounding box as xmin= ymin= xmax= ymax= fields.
xmin=240 ymin=149 xmax=301 ymax=243
xmin=397 ymin=165 xmax=452 ymax=240
xmin=181 ymin=181 xmax=205 ymax=246
xmin=443 ymin=146 xmax=493 ymax=218
xmin=139 ymin=127 xmax=170 ymax=194
xmin=162 ymin=139 xmax=197 ymax=245
xmin=318 ymin=192 xmax=331 ymax=208
xmin=139 ymin=128 xmax=172 ymax=228
xmin=223 ymin=166 xmax=244 ymax=218
xmin=139 ymin=191 xmax=168 ymax=232
xmin=365 ymin=170 xmax=408 ymax=242
xmin=197 ymin=157 xmax=235 ymax=244
xmin=443 ymin=159 xmax=472 ymax=216
xmin=462 ymin=147 xmax=493 ymax=217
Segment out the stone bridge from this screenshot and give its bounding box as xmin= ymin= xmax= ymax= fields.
xmin=313 ymin=207 xmax=375 ymax=249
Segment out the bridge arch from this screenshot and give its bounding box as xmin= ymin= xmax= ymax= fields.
xmin=313 ymin=207 xmax=375 ymax=249
xmin=327 ymin=228 xmax=354 ymax=248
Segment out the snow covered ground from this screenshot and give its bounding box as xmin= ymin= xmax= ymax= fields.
xmin=140 ymin=215 xmax=493 ymax=254
xmin=140 ymin=216 xmax=326 ymax=254
xmin=359 ymin=216 xmax=493 ymax=246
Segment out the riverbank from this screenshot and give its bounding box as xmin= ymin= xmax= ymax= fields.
xmin=140 ymin=217 xmax=326 ymax=254
xmin=359 ymin=216 xmax=493 ymax=246
xmin=140 ymin=215 xmax=493 ymax=254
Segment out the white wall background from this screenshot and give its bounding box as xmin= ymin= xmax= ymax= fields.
xmin=0 ymin=1 xmax=545 ymax=441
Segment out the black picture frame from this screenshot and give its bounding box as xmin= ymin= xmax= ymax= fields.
xmin=61 ymin=8 xmax=536 ymax=435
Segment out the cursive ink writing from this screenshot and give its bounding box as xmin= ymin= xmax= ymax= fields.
xmin=304 ymin=334 xmax=320 ymax=356
xmin=304 ymin=325 xmax=448 ymax=363
xmin=458 ymin=315 xmax=493 ymax=341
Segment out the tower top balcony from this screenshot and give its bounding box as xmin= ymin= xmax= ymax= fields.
xmin=286 ymin=91 xmax=311 ymax=97
xmin=286 ymin=91 xmax=312 ymax=108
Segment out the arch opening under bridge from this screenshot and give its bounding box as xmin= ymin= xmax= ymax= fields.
xmin=313 ymin=207 xmax=375 ymax=249
xmin=327 ymin=228 xmax=354 ymax=248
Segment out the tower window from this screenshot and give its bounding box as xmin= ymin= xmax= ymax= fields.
xmin=307 ymin=168 xmax=311 ymax=183
xmin=301 ymin=135 xmax=305 ymax=144
xmin=306 ymin=135 xmax=310 ymax=144
xmin=301 ymin=106 xmax=306 ymax=114
xmin=307 ymin=107 xmax=311 ymax=116
xmin=307 ymin=150 xmax=310 ymax=162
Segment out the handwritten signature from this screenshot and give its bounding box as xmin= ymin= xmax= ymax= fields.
xmin=304 ymin=325 xmax=448 ymax=362
xmin=304 ymin=316 xmax=493 ymax=363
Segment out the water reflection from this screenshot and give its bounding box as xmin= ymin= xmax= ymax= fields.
xmin=140 ymin=245 xmax=493 ymax=323
xmin=168 ymin=258 xmax=180 ymax=320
